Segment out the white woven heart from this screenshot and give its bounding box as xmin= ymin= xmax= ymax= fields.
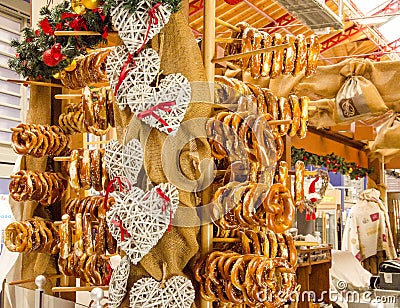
xmin=104 ymin=138 xmax=143 ymax=185
xmin=107 ymin=183 xmax=179 ymax=265
xmin=106 ymin=45 xmax=160 ymax=110
xmin=111 ymin=0 xmax=171 ymax=54
xmin=129 ymin=276 xmax=195 ymax=308
xmin=129 ymin=73 xmax=192 ymax=135
xmin=108 ymin=256 xmax=131 ymax=308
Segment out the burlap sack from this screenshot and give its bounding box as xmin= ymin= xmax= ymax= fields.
xmin=295 ymin=58 xmax=400 ymax=111
xmin=112 ymin=9 xmax=212 ymax=307
xmin=335 ymin=75 xmax=387 ymax=122
xmin=370 ymin=113 xmax=400 ymax=151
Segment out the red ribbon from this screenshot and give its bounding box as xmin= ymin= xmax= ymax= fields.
xmin=40 ymin=18 xmax=54 ymax=36
xmin=114 ymin=53 xmax=136 ymax=96
xmin=104 ymin=262 xmax=113 ymax=285
xmin=112 ymin=219 xmax=131 ymax=241
xmin=103 ymin=176 xmax=124 ymax=210
xmin=61 ymin=12 xmax=88 ymax=31
xmin=137 ymin=101 xmax=176 ymax=133
xmin=136 ymin=2 xmax=163 ymax=54
xmin=156 ymin=188 xmax=173 ymax=232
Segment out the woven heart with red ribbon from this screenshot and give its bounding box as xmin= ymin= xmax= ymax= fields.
xmin=106 ymin=183 xmax=179 ymax=265
xmin=110 ymin=0 xmax=171 ymax=54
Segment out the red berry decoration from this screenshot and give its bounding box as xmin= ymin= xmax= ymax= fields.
xmin=224 ymin=0 xmax=243 ymax=5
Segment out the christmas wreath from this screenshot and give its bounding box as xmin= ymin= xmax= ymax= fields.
xmin=8 ymin=1 xmax=112 ymax=80
xmin=291 ymin=147 xmax=374 ymax=180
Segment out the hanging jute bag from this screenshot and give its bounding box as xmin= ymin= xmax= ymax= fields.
xmin=371 ymin=112 xmax=400 ymax=150
xmin=112 ymin=9 xmax=213 ymax=307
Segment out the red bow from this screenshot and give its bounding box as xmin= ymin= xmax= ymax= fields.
xmin=137 ymin=101 xmax=176 ymax=133
xmin=112 ymin=219 xmax=131 ymax=241
xmin=103 ymin=176 xmax=126 ymax=210
xmin=40 ymin=18 xmax=54 ymax=36
xmin=136 ymin=2 xmax=163 ymax=54
xmin=114 ymin=53 xmax=136 ymax=96
xmin=61 ymin=12 xmax=88 ymax=31
xmin=156 ymin=188 xmax=173 ymax=232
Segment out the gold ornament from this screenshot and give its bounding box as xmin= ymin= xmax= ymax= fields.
xmin=81 ymin=0 xmax=101 ymax=9
xmin=64 ymin=59 xmax=77 ymax=72
xmin=71 ymin=0 xmax=86 ymax=15
xmin=53 ymin=70 xmax=66 ymax=79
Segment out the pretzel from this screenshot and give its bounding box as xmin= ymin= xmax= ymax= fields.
xmin=107 ymin=90 xmax=116 ymax=127
xmin=79 ymin=149 xmax=92 ymax=189
xmin=306 ymin=34 xmax=321 ymax=77
xmin=273 ymin=131 xmax=284 ymax=162
xmin=293 ymin=34 xmax=307 ymax=76
xmin=295 ymin=160 xmax=305 ymax=210
xmin=298 ymin=96 xmax=309 ymax=139
xmin=250 ymin=31 xmax=262 ymax=79
xmin=283 ymin=34 xmax=296 ymax=75
xmin=288 ymin=94 xmax=301 ymax=137
xmin=241 ymin=28 xmax=257 ymax=70
xmin=270 ymin=33 xmax=284 ymax=79
xmin=278 ymin=97 xmax=292 ymax=135
xmin=74 ymin=213 xmax=84 ymax=257
xmin=59 ymin=214 xmax=72 ymax=259
xmin=264 ymin=89 xmax=279 ymax=120
xmin=90 ymin=149 xmax=103 ymax=191
xmin=260 ymin=31 xmax=273 ymax=77
xmin=278 ymin=160 xmax=289 ymax=190
xmin=69 ymin=149 xmax=80 ymax=191
xmin=283 ymin=232 xmax=298 ymax=268
xmin=4 ymin=222 xmax=28 ymax=252
xmin=224 ymin=21 xmax=250 ymax=59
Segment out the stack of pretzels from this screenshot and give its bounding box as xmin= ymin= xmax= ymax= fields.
xmin=65 ymin=196 xmax=115 ymax=221
xmin=11 ymin=124 xmax=70 ymax=157
xmin=214 ymin=77 xmax=309 ymax=139
xmin=9 ymin=170 xmax=67 ymax=206
xmin=68 ymin=148 xmax=109 ymax=191
xmin=195 ymin=251 xmax=296 ymax=307
xmin=212 ymin=182 xmax=295 ymax=233
xmin=225 ymin=22 xmax=320 ymax=79
xmin=58 ymin=213 xmax=115 ymax=285
xmin=4 ymin=218 xmax=59 ymax=254
xmin=59 ymin=50 xmax=111 ymax=89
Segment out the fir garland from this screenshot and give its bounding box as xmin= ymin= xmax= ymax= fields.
xmin=8 ymin=1 xmax=112 ymax=80
xmin=103 ymin=0 xmax=181 ymax=15
xmin=291 ymin=147 xmax=374 ymax=180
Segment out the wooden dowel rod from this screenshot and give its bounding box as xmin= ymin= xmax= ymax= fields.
xmin=54 ymin=30 xmax=101 ymax=36
xmin=215 ymin=37 xmax=242 ymax=43
xmin=53 ymin=157 xmax=72 ymax=162
xmin=289 ymin=170 xmax=318 ymax=176
xmin=215 ymin=103 xmax=317 ymax=112
xmin=10 ymin=127 xmax=23 ymax=132
xmin=85 ymin=140 xmax=110 ymax=145
xmin=268 ymin=119 xmax=292 ymax=125
xmin=215 ymin=18 xmax=241 ymax=32
xmin=308 ymin=106 xmax=317 ymax=111
xmin=9 ymin=275 xmax=63 ymax=285
xmin=52 ymin=286 xmax=109 ymax=293
xmin=212 ymin=43 xmax=289 ymax=63
xmin=213 ymin=237 xmax=240 ymax=243
xmin=3 ymin=78 xmax=63 ymax=88
xmin=54 ymin=94 xmax=82 ymax=100
xmin=10 ymin=175 xmax=20 ymax=179
xmin=294 ymin=241 xmax=319 ymax=246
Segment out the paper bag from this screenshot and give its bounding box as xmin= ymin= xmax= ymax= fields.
xmin=335 ymin=76 xmax=388 ymax=122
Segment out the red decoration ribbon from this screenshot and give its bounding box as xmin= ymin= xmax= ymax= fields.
xmin=136 ymin=2 xmax=163 ymax=54
xmin=137 ymin=101 xmax=176 ymax=133
xmin=104 ymin=262 xmax=113 ymax=285
xmin=103 ymin=176 xmax=125 ymax=210
xmin=61 ymin=12 xmax=88 ymax=31
xmin=114 ymin=53 xmax=136 ymax=96
xmin=156 ymin=188 xmax=173 ymax=232
xmin=112 ymin=219 xmax=131 ymax=241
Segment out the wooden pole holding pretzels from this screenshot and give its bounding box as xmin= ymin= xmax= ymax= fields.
xmin=52 ymin=286 xmax=109 ymax=293
xmin=2 ymin=78 xmax=63 ymax=88
xmin=212 ymin=43 xmax=289 ymax=63
xmin=215 ymin=18 xmax=241 ymax=32
xmin=9 ymin=275 xmax=63 ymax=286
xmin=54 ymin=30 xmax=101 ymax=36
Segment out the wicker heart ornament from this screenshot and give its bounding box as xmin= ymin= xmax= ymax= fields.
xmin=106 ymin=183 xmax=179 ymax=264
xmin=131 ymin=73 xmax=192 ymax=135
xmin=106 ymin=45 xmax=160 ymax=110
xmin=129 ymin=275 xmax=195 ymax=308
xmin=111 ymin=0 xmax=171 ymax=54
xmin=108 ymin=256 xmax=131 ymax=308
xmin=104 ymin=138 xmax=144 ymax=185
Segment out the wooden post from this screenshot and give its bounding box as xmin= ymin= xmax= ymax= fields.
xmin=201 ymin=0 xmax=215 ymax=307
